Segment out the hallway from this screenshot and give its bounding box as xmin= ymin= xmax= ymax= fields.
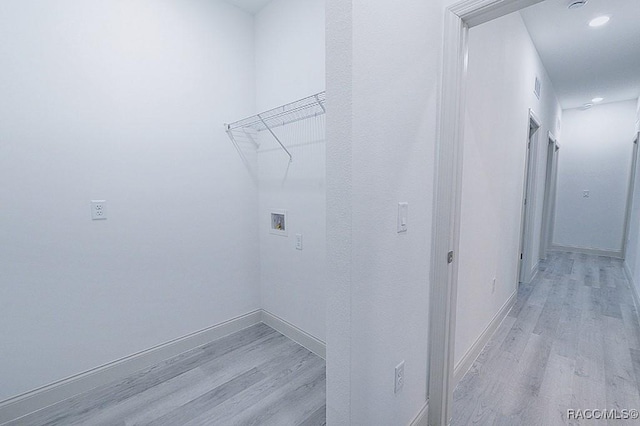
xmin=452 ymin=252 xmax=640 ymax=425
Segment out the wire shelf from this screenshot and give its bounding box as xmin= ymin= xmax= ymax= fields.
xmin=225 ymin=91 xmax=326 ymax=162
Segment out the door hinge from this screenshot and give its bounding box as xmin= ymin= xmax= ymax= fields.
xmin=520 ymin=253 xmax=523 ymax=260
xmin=448 ymin=251 xmax=454 ymax=264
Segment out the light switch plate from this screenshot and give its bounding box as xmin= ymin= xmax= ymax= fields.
xmin=398 ymin=202 xmax=408 ymax=233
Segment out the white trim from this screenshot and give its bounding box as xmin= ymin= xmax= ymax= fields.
xmin=539 ymin=132 xmax=559 ymax=260
xmin=622 ymin=132 xmax=640 ymax=258
xmin=452 ymin=0 xmax=545 ymax=27
xmin=524 ymin=260 xmax=540 ymax=284
xmin=624 ymin=262 xmax=640 ymax=315
xmin=0 ymin=310 xmax=263 ymax=425
xmin=260 ymin=310 xmax=326 ymax=359
xmin=453 ymin=290 xmax=517 ymax=385
xmin=518 ymin=109 xmax=541 ymax=284
xmin=427 ymin=6 xmax=468 ymax=425
xmin=429 ymin=1 xmax=546 ymax=425
xmin=550 ymin=244 xmax=623 ymax=259
xmin=408 ymin=400 xmax=429 ymax=426
xmin=528 ymin=109 xmax=542 ymax=129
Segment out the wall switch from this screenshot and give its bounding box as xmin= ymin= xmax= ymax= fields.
xmin=91 ymin=200 xmax=107 ymax=220
xmin=395 ymin=360 xmax=405 ymax=394
xmin=295 ymin=233 xmax=303 ymax=250
xmin=583 ymin=190 xmax=590 ymax=198
xmin=397 ymin=202 xmax=408 ymax=233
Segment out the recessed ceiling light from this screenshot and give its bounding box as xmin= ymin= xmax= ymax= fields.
xmin=589 ymin=15 xmax=610 ymax=27
xmin=592 ymin=97 xmax=604 ymax=103
xmin=568 ymin=0 xmax=588 ymax=9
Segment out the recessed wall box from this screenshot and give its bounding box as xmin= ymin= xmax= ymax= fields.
xmin=270 ymin=209 xmax=288 ymax=236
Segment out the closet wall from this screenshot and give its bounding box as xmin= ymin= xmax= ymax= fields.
xmin=0 ymin=0 xmax=260 ymax=402
xmin=255 ymin=0 xmax=326 ymax=342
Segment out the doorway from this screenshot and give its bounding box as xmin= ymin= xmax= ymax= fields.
xmin=518 ymin=112 xmax=540 ymax=285
xmin=427 ymin=1 xmax=548 ymax=425
xmin=540 ymin=132 xmax=559 ymax=259
xmin=623 ymin=132 xmax=640 ymax=257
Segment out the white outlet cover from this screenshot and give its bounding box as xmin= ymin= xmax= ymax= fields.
xmin=295 ymin=233 xmax=303 ymax=250
xmin=91 ymin=200 xmax=107 ymax=220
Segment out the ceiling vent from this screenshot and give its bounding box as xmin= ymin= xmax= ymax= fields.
xmin=568 ymin=0 xmax=588 ymax=9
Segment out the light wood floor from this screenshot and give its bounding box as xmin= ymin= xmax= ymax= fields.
xmin=9 ymin=323 xmax=326 ymax=426
xmin=452 ymin=251 xmax=640 ymax=425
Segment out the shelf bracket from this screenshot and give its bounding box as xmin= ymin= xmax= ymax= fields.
xmin=257 ymin=113 xmax=293 ymax=163
xmin=314 ymin=93 xmax=326 ymax=113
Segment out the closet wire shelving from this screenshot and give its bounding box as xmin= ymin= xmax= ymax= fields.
xmin=225 ymin=91 xmax=326 ymax=163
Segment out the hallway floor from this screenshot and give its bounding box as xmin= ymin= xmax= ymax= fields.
xmin=452 ymin=251 xmax=640 ymax=425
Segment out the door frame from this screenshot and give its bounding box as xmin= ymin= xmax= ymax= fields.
xmin=427 ymin=1 xmax=545 ymax=425
xmin=539 ymin=132 xmax=559 ymax=259
xmin=622 ymin=132 xmax=640 ymax=257
xmin=518 ymin=111 xmax=541 ymax=284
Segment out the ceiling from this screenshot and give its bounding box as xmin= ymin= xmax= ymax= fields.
xmin=520 ymin=0 xmax=640 ymax=109
xmin=222 ymin=0 xmax=639 ymax=109
xmin=223 ymin=0 xmax=272 ymax=14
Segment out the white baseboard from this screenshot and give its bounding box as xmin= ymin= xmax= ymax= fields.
xmin=408 ymin=400 xmax=429 ymax=426
xmin=524 ymin=260 xmax=540 ymax=284
xmin=453 ymin=290 xmax=517 ymax=386
xmin=624 ymin=262 xmax=640 ymax=316
xmin=0 ymin=310 xmax=262 ymax=425
xmin=260 ymin=310 xmax=326 ymax=359
xmin=550 ymin=244 xmax=623 ymax=259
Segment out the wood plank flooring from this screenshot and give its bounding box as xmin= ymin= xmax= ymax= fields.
xmin=7 ymin=323 xmax=326 ymax=426
xmin=453 ymin=251 xmax=640 ymax=426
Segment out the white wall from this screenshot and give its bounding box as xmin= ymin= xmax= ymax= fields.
xmin=326 ymin=0 xmax=446 ymax=423
xmin=255 ymin=0 xmax=325 ymax=112
xmin=254 ymin=0 xmax=326 ymax=341
xmin=554 ymin=100 xmax=637 ymax=254
xmin=454 ymin=12 xmax=561 ymax=367
xmin=0 ymin=0 xmax=259 ymax=401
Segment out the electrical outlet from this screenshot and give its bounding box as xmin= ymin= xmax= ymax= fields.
xmin=295 ymin=233 xmax=303 ymax=250
xmin=91 ymin=200 xmax=107 ymax=220
xmin=395 ymin=361 xmax=405 ymax=394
